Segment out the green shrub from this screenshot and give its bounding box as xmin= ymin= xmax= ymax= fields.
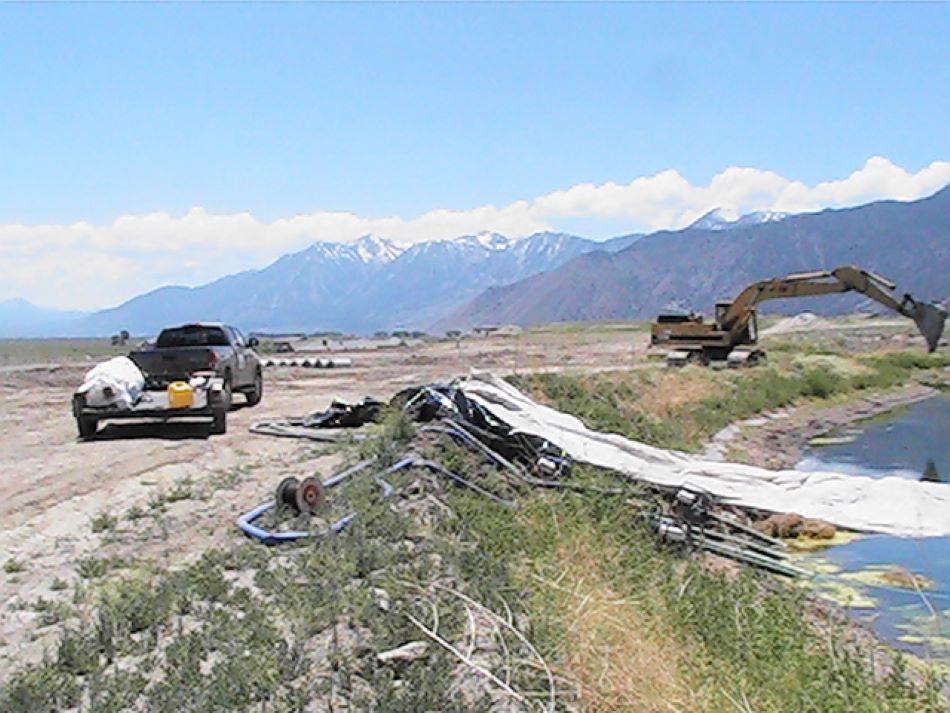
xmin=56 ymin=625 xmax=101 ymax=676
xmin=4 ymin=558 xmax=26 ymax=574
xmin=76 ymin=556 xmax=126 ymax=579
xmin=91 ymin=510 xmax=118 ymax=533
xmin=801 ymin=366 xmax=850 ymax=399
xmin=87 ymin=669 xmax=149 ymax=713
xmin=0 ymin=664 xmax=81 ymax=712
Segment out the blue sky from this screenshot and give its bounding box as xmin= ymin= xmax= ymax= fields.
xmin=1 ymin=2 xmax=948 ymax=308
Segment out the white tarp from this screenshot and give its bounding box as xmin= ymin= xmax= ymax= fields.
xmin=77 ymin=356 xmax=145 ymax=410
xmin=457 ymin=372 xmax=950 ymax=538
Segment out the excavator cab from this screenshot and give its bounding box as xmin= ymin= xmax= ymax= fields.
xmin=715 ymin=301 xmax=757 ymax=346
xmin=713 ymin=302 xmax=730 ymax=329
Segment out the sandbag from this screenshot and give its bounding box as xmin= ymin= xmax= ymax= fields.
xmin=77 ymin=356 xmax=145 ymax=410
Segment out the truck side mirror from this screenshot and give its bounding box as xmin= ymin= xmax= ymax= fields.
xmin=248 ymin=337 xmax=259 ymax=348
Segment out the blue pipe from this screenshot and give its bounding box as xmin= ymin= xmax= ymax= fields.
xmin=237 ymin=459 xmax=390 ymax=545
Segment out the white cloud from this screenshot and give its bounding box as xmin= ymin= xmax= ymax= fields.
xmin=1 ymin=156 xmax=947 ymax=310
xmin=532 ymin=156 xmax=950 ymax=229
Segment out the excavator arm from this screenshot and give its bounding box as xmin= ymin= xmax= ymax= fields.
xmin=720 ymin=266 xmax=945 ymax=352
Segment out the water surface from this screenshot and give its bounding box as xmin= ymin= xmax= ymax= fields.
xmin=797 ymin=395 xmax=950 ymax=661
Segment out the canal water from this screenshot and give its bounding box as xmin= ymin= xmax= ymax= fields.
xmin=796 ymin=395 xmax=950 ymax=661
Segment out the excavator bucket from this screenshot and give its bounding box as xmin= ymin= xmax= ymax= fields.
xmin=909 ymin=300 xmax=947 ymax=352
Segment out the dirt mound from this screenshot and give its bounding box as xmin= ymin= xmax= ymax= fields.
xmin=762 ymin=312 xmax=832 ymax=336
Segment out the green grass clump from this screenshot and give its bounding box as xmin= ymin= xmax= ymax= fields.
xmin=97 ymin=577 xmax=177 ymax=645
xmin=357 ymin=406 xmax=416 ymax=464
xmin=147 ymin=477 xmax=201 ymax=513
xmin=90 ymin=510 xmax=118 ymax=533
xmin=76 ymin=556 xmax=127 ymax=580
xmin=0 ymin=664 xmax=81 ymax=712
xmin=87 ymin=670 xmax=149 ymax=713
xmin=3 ymin=558 xmax=26 ymax=574
xmin=852 ymin=351 xmax=950 ymax=391
xmin=56 ymin=625 xmax=101 ymax=676
xmin=124 ymin=505 xmax=146 ymax=521
xmin=509 ymin=372 xmax=689 ymax=450
xmin=513 ymin=349 xmax=944 ymax=452
xmin=165 ymin=477 xmax=198 ymax=503
xmin=30 ymin=597 xmax=73 ymax=627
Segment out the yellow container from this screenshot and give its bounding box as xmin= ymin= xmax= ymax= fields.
xmin=167 ymin=381 xmax=194 ymax=409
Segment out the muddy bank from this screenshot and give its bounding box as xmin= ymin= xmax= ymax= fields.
xmin=705 ymin=384 xmax=938 ymax=470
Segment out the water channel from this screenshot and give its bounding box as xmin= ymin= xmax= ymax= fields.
xmin=796 ymin=395 xmax=949 ymax=661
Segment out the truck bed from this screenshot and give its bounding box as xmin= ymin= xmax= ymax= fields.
xmin=72 ymin=375 xmax=227 ymax=439
xmin=130 ymin=347 xmax=222 ymax=385
xmin=74 ymin=388 xmax=213 ymax=417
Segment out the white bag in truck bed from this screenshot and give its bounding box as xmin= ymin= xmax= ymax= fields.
xmin=77 ymin=356 xmax=145 ymax=409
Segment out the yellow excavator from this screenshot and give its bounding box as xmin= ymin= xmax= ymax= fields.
xmin=650 ymin=266 xmax=946 ymax=366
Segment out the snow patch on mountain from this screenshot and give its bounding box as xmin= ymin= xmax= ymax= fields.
xmin=354 ymin=234 xmax=404 ymax=263
xmin=452 ymin=231 xmax=513 ymax=251
xmin=690 ymin=208 xmax=788 ymax=231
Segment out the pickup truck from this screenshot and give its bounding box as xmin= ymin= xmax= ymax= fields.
xmin=129 ymin=323 xmax=263 ymax=410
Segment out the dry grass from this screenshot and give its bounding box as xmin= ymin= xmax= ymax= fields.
xmin=636 ymin=368 xmax=719 ymax=417
xmin=538 ymin=530 xmax=706 ymax=713
xmin=0 ymin=338 xmax=131 ymax=367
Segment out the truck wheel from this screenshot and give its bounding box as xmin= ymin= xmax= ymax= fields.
xmin=246 ymin=370 xmax=263 ymax=407
xmin=211 ymin=407 xmax=227 ymax=435
xmin=77 ymin=415 xmax=98 ymax=440
xmin=222 ymin=373 xmax=233 ymax=412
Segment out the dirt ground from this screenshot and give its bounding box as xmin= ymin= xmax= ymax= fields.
xmin=0 ymin=327 xmax=650 ymax=679
xmin=0 ymin=316 xmax=935 ymax=684
xmin=703 ymin=383 xmax=939 ymax=468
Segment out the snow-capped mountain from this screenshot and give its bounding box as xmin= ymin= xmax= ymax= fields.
xmin=353 ymin=234 xmax=404 ymax=263
xmin=441 ymin=187 xmax=950 ymax=330
xmin=297 ymin=234 xmax=404 ymax=265
xmin=451 ymin=231 xmax=513 ymax=251
xmin=689 ymin=207 xmax=789 ymax=231
xmin=78 ymin=230 xmax=635 ymax=335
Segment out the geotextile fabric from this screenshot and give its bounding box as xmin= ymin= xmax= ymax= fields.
xmin=456 ymin=372 xmax=950 ymax=538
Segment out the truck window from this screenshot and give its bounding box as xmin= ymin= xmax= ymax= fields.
xmin=156 ymin=326 xmax=230 ymax=348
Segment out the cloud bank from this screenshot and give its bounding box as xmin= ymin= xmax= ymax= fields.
xmin=2 ymin=156 xmax=948 ymax=310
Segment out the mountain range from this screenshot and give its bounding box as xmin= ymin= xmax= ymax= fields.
xmin=0 ymin=299 xmax=88 ymax=339
xmin=440 ymin=186 xmax=950 ymax=330
xmin=67 ymin=231 xmax=639 ymax=337
xmin=2 ymin=186 xmax=948 ymax=338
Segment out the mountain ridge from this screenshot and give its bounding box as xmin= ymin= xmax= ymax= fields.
xmin=438 ymin=187 xmax=950 ymax=330
xmin=5 ymin=188 xmax=947 ymax=338
xmin=74 ymin=230 xmax=637 ymax=336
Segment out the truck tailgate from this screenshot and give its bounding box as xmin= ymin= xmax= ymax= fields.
xmin=131 ymin=347 xmax=216 ymax=381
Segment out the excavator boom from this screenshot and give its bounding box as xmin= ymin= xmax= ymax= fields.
xmin=721 ymin=266 xmax=945 ymax=352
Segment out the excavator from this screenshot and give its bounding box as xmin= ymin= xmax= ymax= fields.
xmin=650 ymin=266 xmax=946 ymax=367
